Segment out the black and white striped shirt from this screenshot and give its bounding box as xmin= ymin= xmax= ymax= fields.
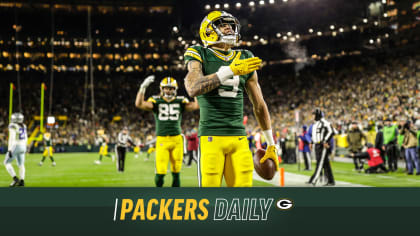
xmin=311 ymin=118 xmax=334 ymax=144
xmin=117 ymin=132 xmax=134 ymax=148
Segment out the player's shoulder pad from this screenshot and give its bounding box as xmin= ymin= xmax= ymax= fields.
xmin=235 ymin=49 xmax=255 ymax=59
xmin=184 ymin=45 xmax=203 ymax=63
xmin=177 ymin=96 xmax=189 ymax=103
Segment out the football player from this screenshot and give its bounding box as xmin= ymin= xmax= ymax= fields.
xmin=135 ymin=76 xmax=199 ymax=187
xmin=183 ymin=11 xmax=278 ymax=187
xmin=94 ymin=129 xmax=114 ymax=164
xmin=4 ymin=113 xmax=27 ymax=187
xmin=39 ymin=131 xmax=56 ymax=166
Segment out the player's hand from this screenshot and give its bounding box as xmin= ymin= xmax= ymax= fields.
xmin=229 ymin=52 xmax=262 ymax=76
xmin=260 ymin=145 xmax=279 ymax=171
xmin=5 ymin=151 xmax=11 ymax=159
xmin=140 ymin=75 xmax=155 ymax=89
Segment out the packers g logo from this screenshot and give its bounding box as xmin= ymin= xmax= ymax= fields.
xmin=276 ymin=199 xmax=293 ymax=210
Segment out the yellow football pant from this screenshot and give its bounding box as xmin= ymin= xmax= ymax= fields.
xmin=99 ymin=145 xmax=108 ymax=156
xmin=198 ymin=136 xmax=253 ymax=187
xmin=43 ymin=146 xmax=53 ymax=157
xmin=147 ymin=147 xmax=155 ymax=154
xmin=155 ymin=135 xmax=183 ymax=174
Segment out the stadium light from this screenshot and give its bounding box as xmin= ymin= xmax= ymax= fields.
xmin=178 ymin=56 xmax=183 ymax=60
xmin=282 ymin=36 xmax=287 ymax=40
xmin=289 ymin=37 xmax=295 ymax=42
xmin=269 ymin=0 xmax=275 ymax=4
xmin=215 ymin=4 xmax=220 ymax=9
xmin=374 ymin=21 xmax=379 ymax=26
xmin=177 ymin=36 xmax=183 ymax=41
xmin=276 ymin=33 xmax=281 ymax=38
xmin=205 ymin=4 xmax=211 ymax=10
xmin=295 ymin=34 xmax=300 ymax=39
xmin=192 ymin=40 xmax=197 ymax=44
xmin=377 ymin=38 xmax=381 ymax=43
xmin=383 ymin=13 xmax=388 ymax=17
xmin=317 ymin=31 xmax=322 ymax=36
xmin=382 ymin=0 xmax=386 ymax=4
xmin=259 ymin=0 xmax=265 ymax=5
xmin=332 ymin=31 xmax=337 ymax=37
xmin=224 ymin=3 xmax=229 ymax=9
xmin=249 ymin=1 xmax=255 ymax=7
xmin=363 ymin=18 xmax=368 ymax=23
xmin=330 ymin=25 xmax=335 ymax=30
xmin=287 ymin=31 xmax=292 ymax=36
xmin=308 ymin=28 xmax=314 ymax=33
xmin=282 ymin=0 xmax=288 ymax=2
xmin=339 ymin=27 xmax=344 ymax=33
xmin=253 ymin=35 xmax=259 ymax=40
xmin=352 ymin=25 xmax=357 ymax=30
xmin=236 ymin=2 xmax=242 ymax=8
xmin=369 ymin=39 xmax=374 ymax=44
xmin=385 ymin=33 xmax=389 ymax=38
xmin=172 ymin=26 xmax=179 ymax=33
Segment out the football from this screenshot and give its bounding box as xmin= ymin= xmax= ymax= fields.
xmin=253 ymin=149 xmax=276 ymax=180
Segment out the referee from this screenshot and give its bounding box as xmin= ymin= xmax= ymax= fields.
xmin=115 ymin=127 xmax=135 ymax=172
xmin=305 ymin=108 xmax=335 ymax=186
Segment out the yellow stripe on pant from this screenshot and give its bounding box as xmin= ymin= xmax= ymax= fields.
xmin=155 ymin=135 xmax=183 ymax=174
xmin=199 ymin=136 xmax=253 ymax=187
xmin=43 ymin=146 xmax=53 ymax=156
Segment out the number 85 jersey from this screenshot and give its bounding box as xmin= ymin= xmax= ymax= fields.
xmin=147 ymin=96 xmax=189 ymax=136
xmin=184 ymin=45 xmax=255 ymax=136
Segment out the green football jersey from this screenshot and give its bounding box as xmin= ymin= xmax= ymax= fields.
xmin=44 ymin=138 xmax=52 ymax=147
xmin=148 ymin=95 xmax=188 ymax=136
xmin=184 ymin=45 xmax=254 ymax=136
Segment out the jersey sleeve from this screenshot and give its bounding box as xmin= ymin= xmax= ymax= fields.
xmin=147 ymin=96 xmax=158 ymax=113
xmin=184 ymin=46 xmax=203 ymax=65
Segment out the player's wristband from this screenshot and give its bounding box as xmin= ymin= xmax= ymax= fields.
xmin=262 ymin=129 xmax=275 ymax=146
xmin=139 ymin=86 xmax=146 ymax=94
xmin=215 ymin=66 xmax=234 ymax=83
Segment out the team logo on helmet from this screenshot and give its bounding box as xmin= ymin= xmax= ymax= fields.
xmin=199 ymin=11 xmax=241 ymax=47
xmin=160 ymin=77 xmax=178 ymax=99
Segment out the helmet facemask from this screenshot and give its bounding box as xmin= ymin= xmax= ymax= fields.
xmin=211 ymin=17 xmax=241 ymax=46
xmin=160 ymin=86 xmax=177 ymax=99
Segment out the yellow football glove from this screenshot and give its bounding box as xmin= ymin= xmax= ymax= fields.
xmin=260 ymin=145 xmax=279 ymax=171
xmin=229 ymin=52 xmax=262 ymax=76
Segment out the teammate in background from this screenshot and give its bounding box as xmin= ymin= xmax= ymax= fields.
xmin=135 ymin=76 xmax=199 ymax=187
xmin=4 ymin=113 xmax=27 ymax=187
xmin=39 ymin=131 xmax=56 ymax=166
xmin=145 ymin=134 xmax=155 ymax=161
xmin=94 ymin=129 xmax=114 ymax=164
xmin=184 ymin=11 xmax=278 ymax=187
xmin=133 ymin=137 xmax=143 ymax=159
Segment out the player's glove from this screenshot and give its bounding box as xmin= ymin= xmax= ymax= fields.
xmin=139 ymin=75 xmax=155 ymax=93
xmin=260 ymin=145 xmax=279 ymax=171
xmin=216 ymin=51 xmax=262 ymax=83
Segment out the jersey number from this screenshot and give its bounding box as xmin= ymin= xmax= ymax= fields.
xmin=18 ymin=128 xmax=26 ymax=140
xmin=218 ymin=75 xmax=240 ymax=98
xmin=158 ymin=104 xmax=180 ymax=121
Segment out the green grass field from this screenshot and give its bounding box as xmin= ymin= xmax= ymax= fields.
xmin=2 ymin=152 xmax=420 ymax=187
xmin=281 ymin=159 xmax=420 ymax=187
xmin=0 ymin=152 xmax=272 ymax=187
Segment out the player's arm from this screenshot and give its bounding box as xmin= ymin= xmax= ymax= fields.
xmin=245 ymin=72 xmax=278 ymax=169
xmin=8 ymin=126 xmax=17 ymax=152
xmin=184 ymin=97 xmax=199 ymax=112
xmin=135 ymin=75 xmax=155 ymax=111
xmin=184 ymin=51 xmax=262 ymax=97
